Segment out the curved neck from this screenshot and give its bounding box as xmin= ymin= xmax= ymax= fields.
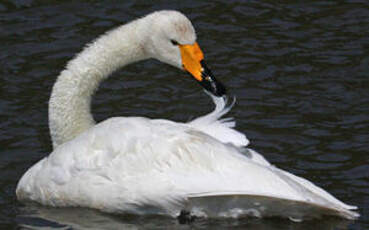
xmin=49 ymin=20 xmax=147 ymax=148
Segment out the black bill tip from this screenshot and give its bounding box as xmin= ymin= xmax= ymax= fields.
xmin=198 ymin=60 xmax=226 ymax=97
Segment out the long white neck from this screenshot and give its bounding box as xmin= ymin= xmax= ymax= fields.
xmin=49 ymin=20 xmax=147 ymax=148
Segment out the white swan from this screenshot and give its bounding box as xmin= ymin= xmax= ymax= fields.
xmin=16 ymin=10 xmax=359 ymax=221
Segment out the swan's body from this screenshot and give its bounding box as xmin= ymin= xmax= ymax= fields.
xmin=17 ymin=11 xmax=359 ymax=220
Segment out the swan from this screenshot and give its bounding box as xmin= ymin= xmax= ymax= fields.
xmin=16 ymin=10 xmax=359 ymax=221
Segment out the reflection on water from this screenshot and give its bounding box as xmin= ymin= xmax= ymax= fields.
xmin=1 ymin=0 xmax=369 ymax=229
xmin=17 ymin=205 xmax=354 ymax=230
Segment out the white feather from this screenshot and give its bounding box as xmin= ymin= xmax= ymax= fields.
xmin=188 ymin=94 xmax=249 ymax=147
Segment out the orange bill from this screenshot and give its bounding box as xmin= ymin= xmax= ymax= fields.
xmin=179 ymin=42 xmax=204 ymax=81
xmin=179 ymin=42 xmax=226 ymax=97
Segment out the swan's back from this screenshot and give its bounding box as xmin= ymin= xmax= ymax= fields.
xmin=17 ymin=111 xmax=358 ymax=219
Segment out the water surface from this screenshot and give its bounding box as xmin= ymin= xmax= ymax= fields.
xmin=1 ymin=0 xmax=368 ymax=229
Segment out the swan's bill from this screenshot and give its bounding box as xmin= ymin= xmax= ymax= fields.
xmin=179 ymin=43 xmax=226 ymax=97
xmin=198 ymin=60 xmax=226 ymax=97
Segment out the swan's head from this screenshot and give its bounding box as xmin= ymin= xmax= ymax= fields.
xmin=141 ymin=11 xmax=226 ymax=97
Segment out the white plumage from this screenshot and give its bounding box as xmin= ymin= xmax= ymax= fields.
xmin=17 ymin=10 xmax=358 ymax=221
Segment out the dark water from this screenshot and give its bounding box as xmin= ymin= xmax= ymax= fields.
xmin=1 ymin=0 xmax=368 ymax=229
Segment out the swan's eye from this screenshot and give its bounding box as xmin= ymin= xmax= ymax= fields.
xmin=170 ymin=39 xmax=179 ymax=46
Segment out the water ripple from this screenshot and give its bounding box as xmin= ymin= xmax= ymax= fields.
xmin=0 ymin=0 xmax=368 ymax=229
